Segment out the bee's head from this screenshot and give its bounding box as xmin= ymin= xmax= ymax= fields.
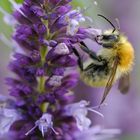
xmin=96 ymin=14 xmax=120 ymax=48
xmin=96 ymin=30 xmax=120 ymax=48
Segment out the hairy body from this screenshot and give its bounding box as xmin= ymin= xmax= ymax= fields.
xmin=81 ymin=33 xmax=134 ymax=87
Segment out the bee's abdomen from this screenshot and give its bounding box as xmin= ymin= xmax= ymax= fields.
xmin=80 ymin=61 xmax=111 ymax=87
xmin=117 ymin=42 xmax=134 ymax=73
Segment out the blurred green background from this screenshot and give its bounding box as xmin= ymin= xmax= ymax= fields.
xmin=0 ymin=0 xmax=140 ymax=140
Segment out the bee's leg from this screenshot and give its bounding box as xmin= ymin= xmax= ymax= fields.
xmin=80 ymin=42 xmax=101 ymax=61
xmin=72 ymin=48 xmax=84 ymax=71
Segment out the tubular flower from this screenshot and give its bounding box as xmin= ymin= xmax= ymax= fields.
xmin=25 ymin=113 xmax=58 ymax=137
xmin=0 ymin=0 xmax=120 ymax=140
xmin=64 ymin=100 xmax=104 ymax=131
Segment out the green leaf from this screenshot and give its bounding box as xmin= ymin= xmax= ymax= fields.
xmin=121 ymin=135 xmax=140 ymax=140
xmin=15 ymin=0 xmax=23 ymax=3
xmin=0 ymin=0 xmax=12 ymax=12
xmin=71 ymin=0 xmax=85 ymax=8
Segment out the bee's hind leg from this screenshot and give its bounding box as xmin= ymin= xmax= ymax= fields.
xmin=72 ymin=47 xmax=84 ymax=71
xmin=80 ymin=41 xmax=101 ymax=62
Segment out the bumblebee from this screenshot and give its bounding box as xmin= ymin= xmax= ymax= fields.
xmin=73 ymin=15 xmax=134 ymax=104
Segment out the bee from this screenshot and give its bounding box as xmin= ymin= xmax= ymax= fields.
xmin=73 ymin=14 xmax=134 ymax=104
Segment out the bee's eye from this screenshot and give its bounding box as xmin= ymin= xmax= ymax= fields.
xmin=103 ymin=35 xmax=118 ymax=41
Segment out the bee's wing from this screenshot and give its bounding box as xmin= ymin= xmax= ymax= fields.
xmin=118 ymin=74 xmax=130 ymax=94
xmin=100 ymin=56 xmax=119 ymax=105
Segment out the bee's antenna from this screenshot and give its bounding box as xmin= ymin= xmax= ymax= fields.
xmin=98 ymin=14 xmax=116 ymax=33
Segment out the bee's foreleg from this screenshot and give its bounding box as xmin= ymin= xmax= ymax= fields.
xmin=80 ymin=41 xmax=101 ymax=62
xmin=72 ymin=48 xmax=84 ymax=71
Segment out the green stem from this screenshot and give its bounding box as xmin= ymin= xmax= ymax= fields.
xmin=36 ymin=20 xmax=55 ymax=113
xmin=37 ymin=46 xmax=47 ymax=93
xmin=41 ymin=46 xmax=47 ymax=64
xmin=37 ymin=76 xmax=46 ymax=93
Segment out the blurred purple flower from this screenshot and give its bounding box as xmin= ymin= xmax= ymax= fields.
xmin=0 ymin=95 xmax=20 ymax=135
xmin=64 ymin=100 xmax=104 ymax=131
xmin=0 ymin=7 xmax=17 ymax=26
xmin=74 ymin=125 xmax=121 ymax=140
xmin=0 ymin=108 xmax=20 ymax=135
